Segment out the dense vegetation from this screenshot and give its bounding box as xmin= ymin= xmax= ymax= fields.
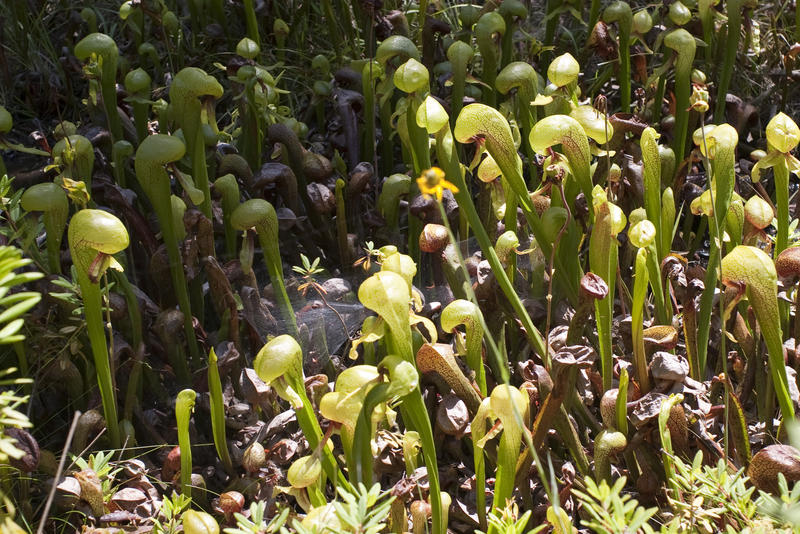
xmin=2 ymin=0 xmax=800 ymax=532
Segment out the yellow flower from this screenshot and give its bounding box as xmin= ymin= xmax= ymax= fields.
xmin=416 ymin=167 xmax=459 ymax=201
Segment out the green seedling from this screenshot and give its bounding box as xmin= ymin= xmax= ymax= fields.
xmin=375 ymin=34 xmax=420 ymax=71
xmin=529 ymin=114 xmax=593 ymax=221
xmin=659 ymin=144 xmax=677 ymax=186
xmin=490 ymin=385 xmax=529 ymax=513
xmin=657 ymin=394 xmax=684 ymax=494
xmin=640 ymin=128 xmax=673 ymax=322
xmin=726 ymin=195 xmax=745 ymax=247
xmin=616 ymin=369 xmax=630 ymax=435
xmin=80 ymin=7 xmax=97 ymax=33
xmin=287 ymin=454 xmax=325 ymax=508
xmin=354 ymin=356 xmax=418 ymax=486
xmin=632 ymin=9 xmax=653 ymax=45
xmin=171 ymin=195 xmax=187 ymax=241
xmin=661 ymin=187 xmax=676 ymax=264
xmin=642 ymin=128 xmax=664 ymax=258
xmin=669 ymin=1 xmax=692 ymax=25
xmin=547 ymin=52 xmax=580 ymax=107
xmin=495 ymin=230 xmax=519 ymax=281
xmin=472 ymin=397 xmax=492 ymax=530
xmin=273 ymin=18 xmax=289 ymax=62
xmin=472 ymin=385 xmax=529 ymax=518
xmin=378 ymin=174 xmax=411 ymax=232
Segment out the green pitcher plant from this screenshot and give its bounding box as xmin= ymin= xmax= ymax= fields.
xmin=75 ymin=33 xmax=123 ymax=143
xmin=694 ymin=123 xmax=738 ymax=376
xmin=231 ymin=199 xmax=298 ymax=336
xmin=319 ymin=364 xmax=382 ymax=481
xmin=135 ymin=134 xmax=199 ymax=370
xmin=169 ymin=67 xmax=223 ymax=219
xmin=207 ymin=348 xmax=233 ymax=474
xmin=629 ymin=220 xmax=654 ymax=393
xmin=751 ymin=113 xmax=800 ymax=257
xmin=52 ymin=134 xmax=94 ymax=191
xmin=21 ymin=183 xmax=68 ymax=274
xmin=471 ymin=384 xmax=529 ymax=524
xmin=254 ymin=335 xmax=348 ymax=488
xmin=475 ymin=11 xmax=505 ymax=107
xmin=433 ymin=105 xmax=547 ymax=359
xmin=357 ymin=266 xmax=444 ymax=534
xmin=68 ymin=209 xmax=130 ymax=449
xmin=175 ymin=388 xmax=196 ymax=497
xmin=589 ymin=186 xmax=626 ymax=390
xmin=721 ymin=246 xmax=795 ymax=421
xmin=441 ymin=299 xmax=487 ymax=396
xmin=663 ymin=29 xmax=696 ymax=171
xmin=602 ymin=1 xmax=632 ymax=113
xmin=456 ymin=104 xmax=579 ymax=304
